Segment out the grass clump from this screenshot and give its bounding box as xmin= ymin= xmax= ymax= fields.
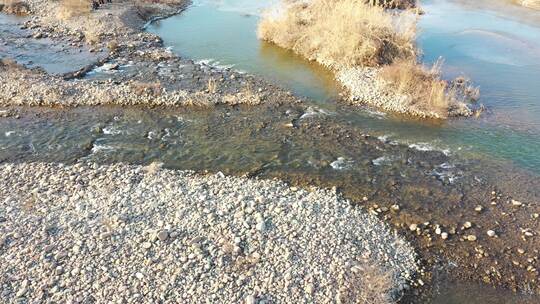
xmin=516 ymin=0 xmax=540 ymax=9
xmin=57 ymin=0 xmax=91 ymax=20
xmin=258 ymin=0 xmax=417 ymax=69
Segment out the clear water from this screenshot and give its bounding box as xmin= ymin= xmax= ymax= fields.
xmin=147 ymin=0 xmax=540 ymax=174
xmin=148 ymin=0 xmax=338 ymax=102
xmin=0 ymin=13 xmax=103 ymax=74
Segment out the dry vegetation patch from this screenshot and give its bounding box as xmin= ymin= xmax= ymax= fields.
xmin=0 ymin=0 xmax=31 ymax=15
xmin=258 ymin=0 xmax=417 ymax=69
xmin=338 ymin=262 xmax=397 ymax=304
xmin=379 ymin=59 xmax=478 ymax=117
xmin=258 ymin=0 xmax=479 ymax=118
xmin=57 ymin=0 xmax=91 ymax=19
xmin=516 ymin=0 xmax=540 ymax=9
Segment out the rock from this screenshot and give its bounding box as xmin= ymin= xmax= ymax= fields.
xmin=256 ymin=221 xmax=266 ymax=232
xmin=441 ymin=232 xmax=448 ymax=240
xmin=142 ymin=242 xmax=152 ymax=249
xmin=245 ymin=294 xmax=256 ymax=304
xmin=487 ymin=230 xmax=496 ymax=237
xmin=511 ymin=200 xmax=523 ymax=207
xmin=474 ymin=205 xmax=483 ymax=212
xmin=409 ymin=223 xmax=418 ymax=231
xmin=466 ymin=235 xmax=477 ymax=242
xmin=101 ymin=63 xmax=120 ymax=71
xmin=157 ymin=230 xmax=169 ymax=241
xmin=463 ymin=221 xmax=472 ymax=229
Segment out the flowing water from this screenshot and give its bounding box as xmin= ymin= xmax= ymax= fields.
xmin=147 ymin=0 xmax=540 ymax=174
xmin=2 ymin=0 xmax=540 ymax=302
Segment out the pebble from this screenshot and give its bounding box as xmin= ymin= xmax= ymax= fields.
xmin=157 ymin=230 xmax=169 ymax=241
xmin=466 ymin=235 xmax=477 ymax=242
xmin=487 ymin=230 xmax=496 ymax=237
xmin=512 ymin=200 xmax=523 ymax=207
xmin=245 ymin=294 xmax=256 ymax=304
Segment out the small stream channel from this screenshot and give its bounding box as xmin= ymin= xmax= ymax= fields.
xmin=1 ymin=0 xmax=540 ymax=302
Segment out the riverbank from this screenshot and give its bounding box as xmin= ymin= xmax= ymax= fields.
xmin=0 ymin=162 xmax=418 ymax=303
xmin=0 ymin=0 xmax=297 ymax=107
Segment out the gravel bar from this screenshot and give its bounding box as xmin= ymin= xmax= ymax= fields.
xmin=0 ymin=162 xmax=417 ymax=303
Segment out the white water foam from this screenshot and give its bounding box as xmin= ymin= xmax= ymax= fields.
xmin=409 ymin=142 xmax=451 ymax=156
xmin=102 ymin=126 xmax=123 ymax=135
xmin=372 ymin=156 xmax=394 ymax=166
xmin=330 ymin=157 xmax=354 ymax=170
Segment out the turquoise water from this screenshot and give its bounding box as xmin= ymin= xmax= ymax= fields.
xmin=147 ymin=0 xmax=540 ymax=174
xmin=148 ymin=1 xmax=338 ymax=101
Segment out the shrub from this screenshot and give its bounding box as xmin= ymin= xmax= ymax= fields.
xmin=258 ymin=0 xmax=417 ymax=70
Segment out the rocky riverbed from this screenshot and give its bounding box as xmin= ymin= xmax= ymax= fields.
xmin=0 ymin=162 xmax=418 ymax=303
xmin=0 ymin=0 xmax=298 ymax=108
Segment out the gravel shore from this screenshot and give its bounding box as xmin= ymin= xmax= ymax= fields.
xmin=0 ymin=162 xmax=417 ymax=303
xmin=337 ymin=67 xmax=473 ymax=119
xmin=0 ymin=0 xmax=297 ymax=108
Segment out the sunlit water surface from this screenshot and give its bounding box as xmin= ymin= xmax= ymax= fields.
xmin=147 ymin=0 xmax=540 ymax=174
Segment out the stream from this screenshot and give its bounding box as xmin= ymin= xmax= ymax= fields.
xmin=1 ymin=0 xmax=540 ymax=302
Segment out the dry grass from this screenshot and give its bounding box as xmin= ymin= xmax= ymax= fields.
xmin=379 ymin=59 xmax=479 ymax=117
xmin=207 ymin=78 xmax=218 ymax=94
xmin=0 ymin=0 xmax=30 ymax=15
xmin=223 ymin=84 xmax=262 ymax=105
xmin=516 ymin=0 xmax=540 ymax=9
xmin=131 ymin=81 xmax=163 ymax=97
xmin=339 ymin=261 xmax=396 ymax=304
xmin=57 ymin=0 xmax=91 ymax=20
xmin=258 ymin=0 xmax=417 ymax=70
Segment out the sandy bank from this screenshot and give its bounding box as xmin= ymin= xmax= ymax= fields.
xmin=0 ymin=162 xmax=417 ymax=302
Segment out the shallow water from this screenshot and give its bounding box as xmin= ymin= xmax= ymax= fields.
xmin=148 ymin=1 xmax=338 ymax=102
xmin=147 ymin=0 xmax=540 ymax=174
xmin=0 ymin=13 xmax=103 ymax=74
